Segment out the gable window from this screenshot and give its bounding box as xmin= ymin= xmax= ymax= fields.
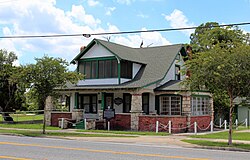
xmin=191 ymin=96 xmax=210 ymax=115
xmin=78 ymin=58 xmax=118 ymax=79
xmin=78 ymin=94 xmax=97 ymax=113
xmin=121 ymin=60 xmax=132 ymax=79
xmin=175 ymin=65 xmax=181 ymax=80
xmin=123 ymin=93 xmax=131 ymax=113
xmin=160 ymin=95 xmax=181 ymax=115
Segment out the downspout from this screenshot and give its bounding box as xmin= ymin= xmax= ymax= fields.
xmin=116 ymin=57 xmax=121 ymax=84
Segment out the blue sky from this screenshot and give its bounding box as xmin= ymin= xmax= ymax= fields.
xmin=0 ymin=0 xmax=250 ymax=69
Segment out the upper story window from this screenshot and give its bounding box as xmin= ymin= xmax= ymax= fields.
xmin=175 ymin=65 xmax=181 ymax=80
xmin=78 ymin=58 xmax=118 ymax=79
xmin=121 ymin=60 xmax=132 ymax=79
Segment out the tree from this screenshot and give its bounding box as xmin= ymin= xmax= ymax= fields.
xmin=0 ymin=49 xmax=25 ymax=121
xmin=185 ymin=41 xmax=250 ymax=145
xmin=21 ymin=56 xmax=82 ymax=134
xmin=190 ymin=22 xmax=247 ymax=53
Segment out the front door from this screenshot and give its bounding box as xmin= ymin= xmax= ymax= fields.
xmin=104 ymin=93 xmax=114 ymax=109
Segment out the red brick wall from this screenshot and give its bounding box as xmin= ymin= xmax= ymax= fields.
xmin=139 ymin=116 xmax=187 ymax=133
xmin=110 ymin=114 xmax=131 ymax=130
xmin=51 ymin=112 xmax=72 ymax=127
xmin=190 ymin=115 xmax=211 ymax=132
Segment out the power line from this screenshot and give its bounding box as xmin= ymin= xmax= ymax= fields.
xmin=0 ymin=22 xmax=250 ymax=39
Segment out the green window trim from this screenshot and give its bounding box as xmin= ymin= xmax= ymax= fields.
xmin=78 ymin=56 xmax=116 ymax=62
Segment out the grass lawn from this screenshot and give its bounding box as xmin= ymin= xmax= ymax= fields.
xmin=0 ymin=129 xmax=137 ymax=138
xmin=0 ymin=123 xmax=59 ymax=130
xmin=0 ymin=114 xmax=44 ymax=122
xmin=183 ymin=139 xmax=250 ymax=150
xmin=77 ymin=129 xmax=169 ymax=136
xmin=190 ymin=130 xmax=250 ymax=141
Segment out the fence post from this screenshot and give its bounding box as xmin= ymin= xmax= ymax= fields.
xmin=61 ymin=118 xmax=64 ymax=129
xmin=168 ymin=121 xmax=171 ymax=134
xmin=246 ymin=118 xmax=248 ymax=128
xmin=107 ymin=121 xmax=110 ymax=131
xmin=210 ymin=121 xmax=213 ymax=132
xmin=219 ymin=118 xmax=222 ymax=128
xmin=84 ymin=118 xmax=87 ymax=130
xmin=194 ymin=122 xmax=197 ymax=134
xmin=235 ymin=119 xmax=238 ymax=130
xmin=224 ymin=120 xmax=227 ymax=130
xmin=156 ymin=121 xmax=159 ymax=133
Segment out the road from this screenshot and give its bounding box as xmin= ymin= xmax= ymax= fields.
xmin=0 ymin=135 xmax=249 ymax=160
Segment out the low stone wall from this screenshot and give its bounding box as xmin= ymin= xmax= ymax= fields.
xmin=51 ymin=112 xmax=72 ymax=127
xmin=138 ymin=115 xmax=187 ymax=133
xmin=110 ymin=113 xmax=131 ymax=130
xmin=190 ymin=115 xmax=211 ymax=132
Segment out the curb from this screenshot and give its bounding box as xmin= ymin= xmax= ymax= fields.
xmin=193 ymin=146 xmax=250 ymax=152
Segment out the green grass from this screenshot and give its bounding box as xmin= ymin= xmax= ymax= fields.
xmin=0 ymin=123 xmax=59 ymax=130
xmin=0 ymin=114 xmax=44 ymax=122
xmin=77 ymin=129 xmax=169 ymax=136
xmin=0 ymin=129 xmax=137 ymax=138
xmin=183 ymin=139 xmax=250 ymax=150
xmin=190 ymin=130 xmax=250 ymax=141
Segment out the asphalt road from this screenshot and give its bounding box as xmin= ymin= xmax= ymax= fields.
xmin=0 ymin=135 xmax=249 ymax=160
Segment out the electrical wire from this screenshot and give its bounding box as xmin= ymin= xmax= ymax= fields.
xmin=0 ymin=22 xmax=250 ymax=39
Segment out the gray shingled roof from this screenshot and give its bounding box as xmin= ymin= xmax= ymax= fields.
xmin=65 ymin=39 xmax=185 ymax=90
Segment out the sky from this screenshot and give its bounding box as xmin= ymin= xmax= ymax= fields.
xmin=0 ymin=0 xmax=250 ymax=69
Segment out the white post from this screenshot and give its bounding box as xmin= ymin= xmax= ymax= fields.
xmin=168 ymin=121 xmax=171 ymax=134
xmin=246 ymin=118 xmax=248 ymax=128
xmin=224 ymin=120 xmax=227 ymax=130
xmin=210 ymin=121 xmax=213 ymax=132
xmin=84 ymin=119 xmax=87 ymax=130
xmin=235 ymin=119 xmax=238 ymax=130
xmin=108 ymin=121 xmax=110 ymax=131
xmin=219 ymin=118 xmax=222 ymax=128
xmin=156 ymin=121 xmax=159 ymax=133
xmin=61 ymin=118 xmax=64 ymax=129
xmin=194 ymin=122 xmax=197 ymax=134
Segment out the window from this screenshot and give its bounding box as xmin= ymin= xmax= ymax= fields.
xmin=121 ymin=60 xmax=132 ymax=79
xmin=78 ymin=94 xmax=97 ymax=113
xmin=191 ymin=96 xmax=210 ymax=115
xmin=160 ymin=95 xmax=181 ymax=115
xmin=175 ymin=65 xmax=181 ymax=80
xmin=78 ymin=58 xmax=118 ymax=79
xmin=142 ymin=93 xmax=149 ymax=114
xmin=123 ymin=93 xmax=131 ymax=113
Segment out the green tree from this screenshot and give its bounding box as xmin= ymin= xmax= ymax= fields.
xmin=0 ymin=49 xmax=25 ymax=120
xmin=185 ymin=41 xmax=250 ymax=145
xmin=190 ymin=22 xmax=247 ymax=53
xmin=21 ymin=56 xmax=82 ymax=134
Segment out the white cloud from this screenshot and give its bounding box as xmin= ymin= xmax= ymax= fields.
xmin=105 ymin=7 xmax=116 ymax=16
xmin=164 ymin=9 xmax=194 ymax=36
xmin=137 ymin=12 xmax=149 ymax=19
xmin=87 ymin=0 xmax=100 ymax=6
xmin=116 ymin=0 xmax=135 ymax=5
xmin=0 ymin=0 xmax=172 ymax=68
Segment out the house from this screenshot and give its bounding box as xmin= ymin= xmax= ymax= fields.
xmin=48 ymin=39 xmax=213 ymax=132
xmin=235 ymin=97 xmax=250 ymax=126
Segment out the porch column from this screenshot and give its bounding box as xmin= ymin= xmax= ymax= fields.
xmin=130 ymin=93 xmax=143 ymax=131
xmin=182 ymin=94 xmax=191 ymax=132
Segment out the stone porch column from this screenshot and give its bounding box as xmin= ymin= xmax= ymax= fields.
xmin=130 ymin=93 xmax=143 ymax=131
xmin=182 ymin=94 xmax=191 ymax=132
